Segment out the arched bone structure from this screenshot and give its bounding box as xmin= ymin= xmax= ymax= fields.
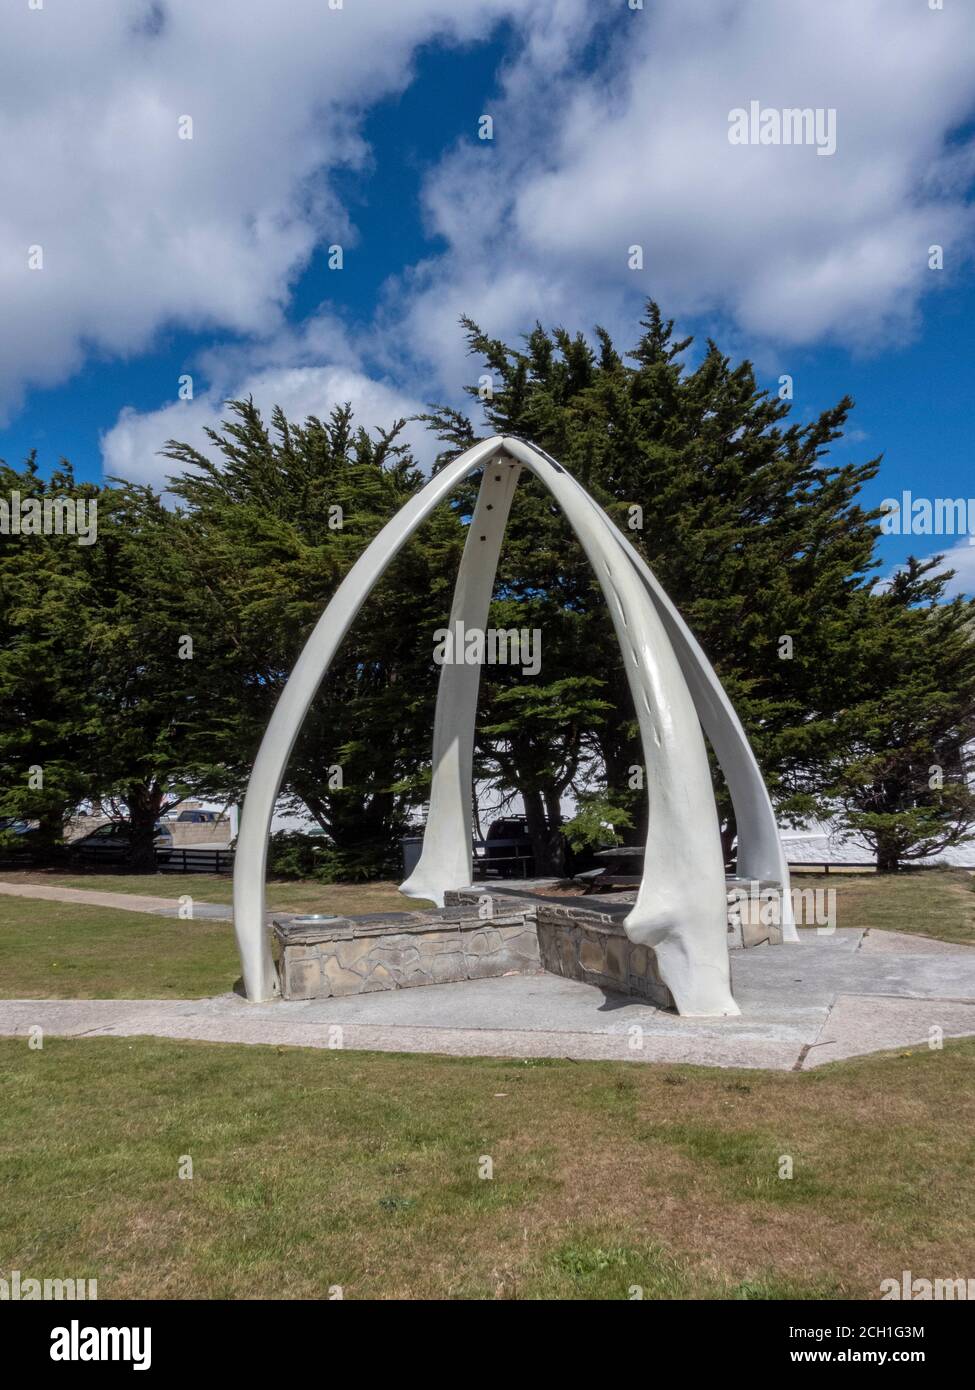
xmin=233 ymin=435 xmax=794 ymax=1014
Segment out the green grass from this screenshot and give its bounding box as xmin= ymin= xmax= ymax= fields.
xmin=0 ymin=880 xmax=435 ymax=999
xmin=816 ymin=868 xmax=975 ymax=945
xmin=1 ymin=1035 xmax=972 ymax=1299
xmin=0 ymin=869 xmax=429 ymax=915
xmin=2 ymin=868 xmax=973 ymax=1298
xmin=0 ymin=897 xmax=240 ymax=998
xmin=3 ymin=865 xmax=973 ymax=941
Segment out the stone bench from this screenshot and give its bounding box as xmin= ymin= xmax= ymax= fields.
xmin=273 ymin=907 xmax=540 ymax=1000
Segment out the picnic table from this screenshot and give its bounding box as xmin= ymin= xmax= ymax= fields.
xmin=577 ymin=845 xmax=644 ymax=893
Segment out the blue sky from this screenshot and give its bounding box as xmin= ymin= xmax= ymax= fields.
xmin=0 ymin=33 xmax=509 ymax=478
xmin=2 ymin=0 xmax=974 ymax=588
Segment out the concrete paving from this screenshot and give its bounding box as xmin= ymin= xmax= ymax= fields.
xmin=1 ymin=927 xmax=972 ymax=1071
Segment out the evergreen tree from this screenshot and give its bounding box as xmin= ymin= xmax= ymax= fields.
xmin=826 ymin=557 xmax=975 ymax=871
xmin=423 ymin=303 xmax=889 ymax=871
xmin=0 ymin=461 xmax=227 ymax=867
xmin=161 ymin=400 xmax=465 ymax=876
xmin=0 ymin=456 xmax=99 ymax=847
xmin=5 ymin=305 xmax=972 ymax=881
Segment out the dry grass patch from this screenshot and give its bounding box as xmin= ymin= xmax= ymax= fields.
xmin=790 ymin=867 xmax=975 ymax=945
xmin=1 ymin=1036 xmax=972 ymax=1300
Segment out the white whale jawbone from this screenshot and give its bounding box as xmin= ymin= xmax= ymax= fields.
xmin=626 ymin=908 xmax=741 ymax=1018
xmin=233 ymin=433 xmax=789 ymax=1016
xmin=399 ymin=874 xmax=448 ymax=908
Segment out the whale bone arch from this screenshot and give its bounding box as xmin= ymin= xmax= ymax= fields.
xmin=233 ymin=435 xmax=794 ymax=1014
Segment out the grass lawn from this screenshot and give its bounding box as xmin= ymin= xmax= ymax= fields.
xmin=1 ymin=1034 xmax=972 ymax=1299
xmin=0 ymin=897 xmax=241 ymax=998
xmin=814 ymin=868 xmax=975 ymax=946
xmin=0 ymin=879 xmax=435 ymax=999
xmin=1 ymin=870 xmax=972 ymax=1299
xmin=1 ymin=866 xmax=972 ymax=941
xmin=0 ymin=869 xmax=428 ymax=915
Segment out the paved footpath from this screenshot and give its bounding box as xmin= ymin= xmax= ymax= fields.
xmin=0 ymin=923 xmax=973 ymax=1071
xmin=0 ymin=879 xmax=233 ymax=919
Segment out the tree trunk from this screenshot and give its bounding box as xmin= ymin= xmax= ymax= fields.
xmin=542 ymin=786 xmax=567 ymax=877
xmin=37 ymin=808 xmax=64 ymax=838
xmin=522 ymin=787 xmax=562 ymax=877
xmin=34 ymin=807 xmax=67 ymax=858
xmin=127 ymin=782 xmax=164 ymax=872
xmin=875 ymin=837 xmax=901 ymax=873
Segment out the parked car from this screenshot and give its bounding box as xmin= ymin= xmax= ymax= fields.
xmin=174 ymin=809 xmax=221 ymax=824
xmin=0 ymin=817 xmax=33 ymax=836
xmin=70 ymin=821 xmax=173 ymax=865
xmin=481 ymin=816 xmax=535 ymax=878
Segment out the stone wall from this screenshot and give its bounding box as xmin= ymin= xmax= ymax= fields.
xmin=536 ymin=905 xmax=672 ymax=1008
xmin=275 ymin=893 xmax=693 ymax=1009
xmin=726 ymin=878 xmax=787 ymax=948
xmin=274 ymin=907 xmax=540 ymax=1000
xmin=447 ymin=890 xmax=674 ymax=1010
xmin=64 ymin=813 xmax=230 ymax=846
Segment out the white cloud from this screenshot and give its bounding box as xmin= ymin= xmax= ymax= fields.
xmin=101 ymin=314 xmax=431 ymax=487
xmin=393 ymin=0 xmax=975 ymax=390
xmin=881 ymin=540 xmax=975 ymax=600
xmin=6 ymin=0 xmax=975 ymax=485
xmin=0 ymin=0 xmax=533 ymax=420
xmin=935 ymin=541 xmax=975 ymax=600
